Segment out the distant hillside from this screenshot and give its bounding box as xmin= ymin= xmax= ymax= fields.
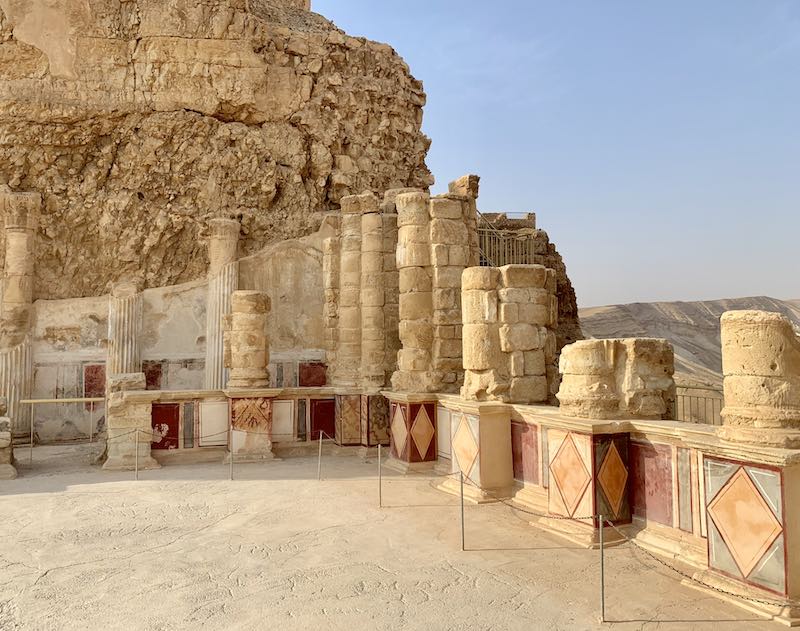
xmin=579 ymin=297 xmax=800 ymax=388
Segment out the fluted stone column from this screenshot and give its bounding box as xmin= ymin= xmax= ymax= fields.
xmin=224 ymin=291 xmax=270 ymax=389
xmin=322 ymin=235 xmax=341 ymax=384
xmin=107 ymin=281 xmax=142 ymax=376
xmin=204 ymin=218 xmax=240 ymax=390
xmin=336 ymin=194 xmax=365 ymax=388
xmin=0 ymin=191 xmax=39 ymax=436
xmin=360 ymin=195 xmax=385 ymax=390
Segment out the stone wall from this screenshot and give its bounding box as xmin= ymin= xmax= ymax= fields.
xmin=0 ymin=0 xmax=431 ymax=300
xmin=557 ymin=338 xmax=675 ymax=420
xmin=461 ymin=264 xmax=558 ymax=404
xmin=719 ymin=310 xmax=800 ymax=447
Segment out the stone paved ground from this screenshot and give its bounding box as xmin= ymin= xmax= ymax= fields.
xmin=0 ymin=445 xmax=778 ymax=630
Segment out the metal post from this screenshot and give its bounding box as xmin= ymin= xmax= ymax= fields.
xmin=30 ymin=403 xmax=34 ymax=464
xmin=229 ymin=419 xmax=233 ymax=481
xmin=460 ymin=471 xmax=465 ymax=552
xmin=89 ymin=401 xmax=94 ymax=444
xmin=378 ymin=444 xmax=382 ymax=508
xmin=317 ymin=430 xmax=323 ymax=481
xmin=135 ymin=430 xmax=139 ymax=481
xmin=599 ymin=514 xmax=606 ymax=623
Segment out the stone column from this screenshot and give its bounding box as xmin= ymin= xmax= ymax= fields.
xmin=390 ymin=178 xmax=480 ymax=394
xmin=322 ymin=235 xmax=340 ymax=384
xmin=0 ymin=191 xmax=39 ymax=437
xmin=461 ymin=264 xmax=555 ymax=404
xmin=0 ymin=397 xmax=16 ymax=479
xmin=204 ymin=218 xmax=240 ymax=390
xmin=718 ymin=310 xmax=800 ymax=448
xmin=335 ymin=194 xmax=365 ymax=388
xmin=224 ymin=291 xmax=270 ymax=389
xmin=360 ymin=194 xmax=385 ymax=390
xmin=392 ymin=191 xmax=433 ymax=392
xmin=107 ymin=281 xmax=142 ymax=376
xmin=102 ymin=373 xmax=160 ymax=471
xmin=557 ymin=338 xmax=675 ymax=420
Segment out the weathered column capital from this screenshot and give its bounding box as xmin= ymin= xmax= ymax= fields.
xmin=1 ymin=191 xmax=41 ymax=231
xmin=207 ymin=218 xmax=240 ymax=277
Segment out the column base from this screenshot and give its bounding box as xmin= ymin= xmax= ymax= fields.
xmin=102 ymin=456 xmax=161 ymax=472
xmin=718 ymin=425 xmax=800 ymax=449
xmin=687 ymin=570 xmax=800 ymax=626
xmin=225 ymin=450 xmax=276 ymax=463
xmin=384 ymin=457 xmax=435 ymax=475
xmin=437 ymin=475 xmax=513 ymax=504
xmin=0 ymin=463 xmax=17 ymax=479
xmin=530 ymin=516 xmax=627 ymax=549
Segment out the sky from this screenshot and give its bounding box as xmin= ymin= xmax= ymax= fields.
xmin=314 ymin=0 xmax=799 ymax=308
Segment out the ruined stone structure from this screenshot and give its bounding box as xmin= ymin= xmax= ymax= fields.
xmin=719 ymin=310 xmax=800 ymax=447
xmin=0 ymin=0 xmax=431 ymax=301
xmin=224 ymin=291 xmax=270 ymax=389
xmin=102 ymin=372 xmax=159 ymax=471
xmin=557 ymin=338 xmax=675 ymax=420
xmin=9 ymin=0 xmax=800 ymax=624
xmin=461 ymin=265 xmax=558 ymax=404
xmin=478 ymin=212 xmax=581 ymax=355
xmin=391 ymin=179 xmax=481 ymax=394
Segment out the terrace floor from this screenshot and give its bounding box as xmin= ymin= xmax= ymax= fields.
xmin=0 ymin=445 xmax=778 ymax=630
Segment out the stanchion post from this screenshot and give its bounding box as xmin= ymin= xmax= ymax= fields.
xmin=229 ymin=419 xmax=233 ymax=481
xmin=317 ymin=430 xmax=323 ymax=481
xmin=460 ymin=471 xmax=465 ymax=552
xmin=378 ymin=444 xmax=382 ymax=508
xmin=599 ymin=514 xmax=606 ymax=623
xmin=89 ymin=401 xmax=94 ymax=444
xmin=30 ymin=402 xmax=34 ymax=464
xmin=135 ymin=429 xmax=139 ymax=481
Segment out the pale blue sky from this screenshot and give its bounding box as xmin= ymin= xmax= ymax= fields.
xmin=314 ymin=0 xmax=799 ymax=307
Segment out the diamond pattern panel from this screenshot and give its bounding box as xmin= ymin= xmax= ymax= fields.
xmin=550 ymin=433 xmax=591 ymax=517
xmin=410 ymin=405 xmax=435 ymax=459
xmin=231 ymin=398 xmax=272 ymax=432
xmin=452 ymin=415 xmax=479 ymax=477
xmin=391 ymin=404 xmax=407 ymax=458
xmin=598 ymin=441 xmax=628 ymax=517
xmin=708 ymin=467 xmax=783 ymax=578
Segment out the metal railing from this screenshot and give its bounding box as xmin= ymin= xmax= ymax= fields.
xmin=477 ymin=211 xmax=538 ymax=267
xmin=20 ymin=397 xmax=106 ymax=461
xmin=674 ymin=387 xmax=724 ymax=425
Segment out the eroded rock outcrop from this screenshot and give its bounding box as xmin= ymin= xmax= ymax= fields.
xmin=0 ymin=0 xmax=432 ymax=299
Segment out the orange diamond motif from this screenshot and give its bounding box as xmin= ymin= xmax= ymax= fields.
xmin=708 ymin=468 xmax=783 ymax=577
xmin=549 ymin=433 xmax=591 ymax=517
xmin=391 ymin=405 xmax=408 ymax=456
xmin=410 ymin=406 xmax=435 ymax=458
xmin=597 ymin=442 xmax=628 ymax=517
xmin=452 ymin=416 xmax=478 ymax=476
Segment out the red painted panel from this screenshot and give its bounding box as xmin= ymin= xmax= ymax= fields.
xmin=511 ymin=421 xmax=539 ymax=485
xmin=299 ymin=362 xmax=327 ymax=387
xmin=83 ymin=364 xmax=106 ymax=405
xmin=629 ymin=442 xmax=673 ymax=526
xmin=310 ymin=399 xmax=335 ymax=441
xmin=151 ymin=403 xmax=180 ymax=450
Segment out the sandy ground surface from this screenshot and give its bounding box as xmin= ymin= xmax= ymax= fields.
xmin=0 ymin=445 xmax=778 ymax=631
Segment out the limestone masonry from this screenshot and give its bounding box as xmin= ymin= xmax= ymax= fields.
xmin=2 ymin=1 xmax=800 ymax=626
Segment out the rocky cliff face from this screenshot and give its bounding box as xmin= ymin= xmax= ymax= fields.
xmin=0 ymin=0 xmax=432 ymax=299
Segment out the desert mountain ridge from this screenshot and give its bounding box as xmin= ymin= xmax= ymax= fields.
xmin=579 ymin=296 xmax=800 ymax=388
